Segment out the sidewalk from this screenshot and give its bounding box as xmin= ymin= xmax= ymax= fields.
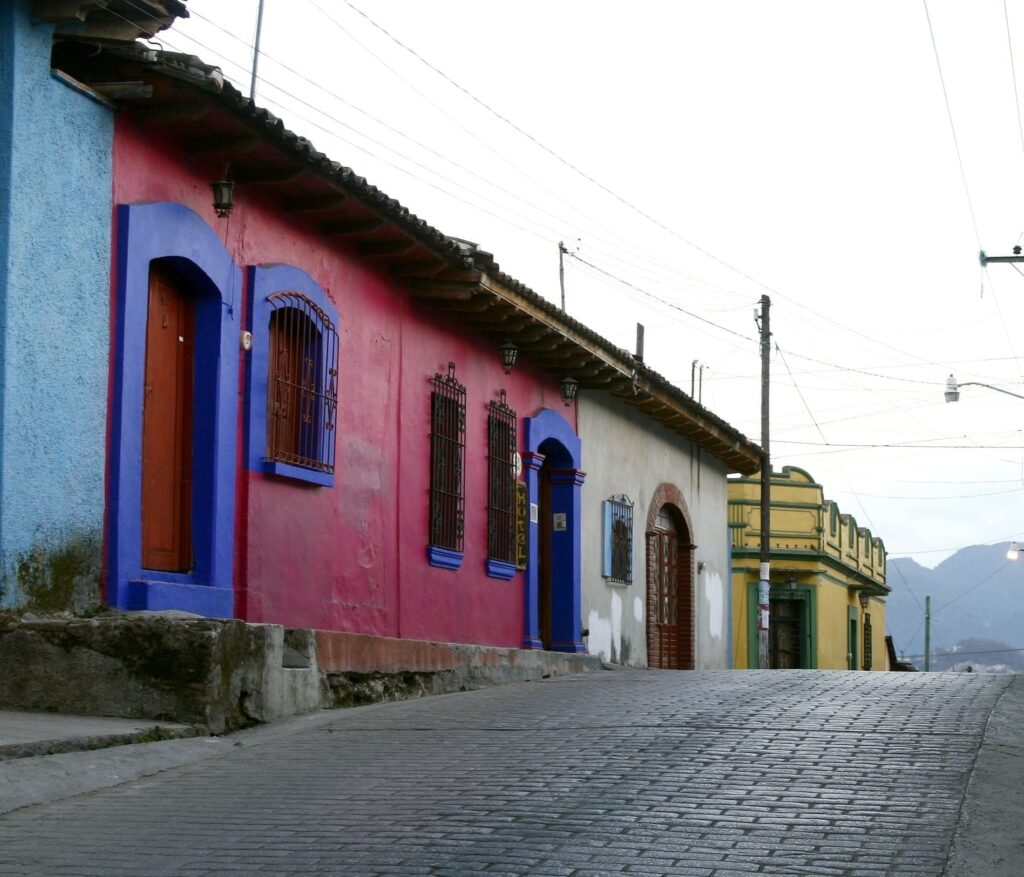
xmin=0 ymin=706 xmax=356 ymax=816
xmin=0 ymin=710 xmax=196 ymax=760
xmin=946 ymin=673 xmax=1024 ymax=876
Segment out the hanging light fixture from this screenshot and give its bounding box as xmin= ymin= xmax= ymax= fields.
xmin=498 ymin=340 xmax=518 ymax=374
xmin=560 ymin=375 xmax=579 ymax=406
xmin=211 ymin=179 xmax=235 ymax=219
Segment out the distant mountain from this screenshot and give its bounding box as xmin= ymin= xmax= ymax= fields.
xmin=886 ymin=543 xmax=1024 ymax=668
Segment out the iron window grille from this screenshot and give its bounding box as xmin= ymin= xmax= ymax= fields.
xmin=430 ymin=362 xmax=466 ymax=552
xmin=863 ymin=613 xmax=873 ymax=670
xmin=266 ymin=291 xmax=339 ymax=474
xmin=603 ymin=494 xmax=634 ymax=584
xmin=487 ymin=390 xmax=518 ymax=564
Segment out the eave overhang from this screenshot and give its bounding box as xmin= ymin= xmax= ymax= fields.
xmin=51 ymin=39 xmax=762 ymax=475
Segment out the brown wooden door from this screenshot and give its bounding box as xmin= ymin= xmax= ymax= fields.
xmin=770 ymin=600 xmax=802 ymax=668
xmin=647 ymin=529 xmax=681 ymax=668
xmin=538 ymin=465 xmax=553 ymax=649
xmin=141 ymin=265 xmax=194 ymax=572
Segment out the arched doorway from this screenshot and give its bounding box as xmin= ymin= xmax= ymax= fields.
xmin=645 ymin=484 xmax=695 ymax=669
xmin=109 ymin=203 xmax=240 ymax=618
xmin=523 ymin=409 xmax=585 ymax=653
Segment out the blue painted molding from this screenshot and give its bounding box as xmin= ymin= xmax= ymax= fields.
xmin=246 ymin=264 xmax=339 ymax=487
xmin=486 ymin=558 xmax=517 ymax=580
xmin=522 ymin=408 xmax=586 ymax=652
xmin=428 ymin=545 xmax=464 ymax=570
xmin=109 ymin=202 xmax=240 ymax=617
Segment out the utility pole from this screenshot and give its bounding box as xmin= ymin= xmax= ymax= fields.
xmin=249 ymin=0 xmax=266 ymax=102
xmin=924 ymin=595 xmax=931 ymax=671
xmin=757 ymin=295 xmax=772 ymax=669
xmin=558 ymin=241 xmax=568 ymax=311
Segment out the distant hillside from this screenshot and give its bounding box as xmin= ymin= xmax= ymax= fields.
xmin=886 ymin=544 xmax=1024 ymax=667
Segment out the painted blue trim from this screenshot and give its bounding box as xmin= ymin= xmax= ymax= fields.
xmin=263 ymin=460 xmax=335 ymax=487
xmin=428 ymin=545 xmax=464 ymax=570
xmin=126 ymin=579 xmax=233 ymax=617
xmin=486 ymin=558 xmax=517 ymax=580
xmin=109 ymin=202 xmax=240 ymax=616
xmin=246 ymin=264 xmax=339 ymax=487
xmin=522 ymin=408 xmax=585 ymax=652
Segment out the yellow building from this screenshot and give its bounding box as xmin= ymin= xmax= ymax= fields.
xmin=729 ymin=466 xmax=889 ymax=670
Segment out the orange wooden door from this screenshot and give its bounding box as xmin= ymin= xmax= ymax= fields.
xmin=141 ymin=265 xmax=194 ymax=571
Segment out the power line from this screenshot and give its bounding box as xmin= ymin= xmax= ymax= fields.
xmin=777 ymin=344 xmax=828 ymax=444
xmin=182 ymin=2 xmax=773 ymax=307
xmin=889 ymin=534 xmax=1024 ymax=555
xmin=777 ymin=439 xmax=1024 ymax=449
xmin=922 ymin=0 xmax=983 ymax=249
xmin=904 ymin=646 xmax=1024 ymax=659
xmin=939 ymin=561 xmax=1011 ymax=610
xmin=334 ymin=0 xmax=804 ymax=297
xmin=565 ymin=253 xmax=757 ymax=344
xmin=1004 ymin=0 xmax=1024 ymax=180
xmin=830 ymin=486 xmax=1024 ymax=500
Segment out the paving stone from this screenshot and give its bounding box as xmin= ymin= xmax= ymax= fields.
xmin=0 ymin=671 xmax=1011 ymax=876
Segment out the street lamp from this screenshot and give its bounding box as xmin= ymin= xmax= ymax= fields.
xmin=944 ymin=374 xmax=1024 ymax=403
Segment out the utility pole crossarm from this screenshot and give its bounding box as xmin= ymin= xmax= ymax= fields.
xmin=979 ymin=249 xmax=1024 ymax=266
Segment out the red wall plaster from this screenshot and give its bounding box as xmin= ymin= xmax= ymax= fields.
xmin=112 ymin=118 xmax=575 ymax=646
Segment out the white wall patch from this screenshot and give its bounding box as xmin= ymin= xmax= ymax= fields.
xmin=706 ymin=571 xmax=724 ymax=638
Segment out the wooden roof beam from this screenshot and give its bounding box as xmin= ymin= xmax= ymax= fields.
xmin=359 ymin=240 xmax=418 ymax=258
xmin=284 ymin=195 xmax=348 ymax=213
xmin=234 ymin=166 xmax=304 ymax=185
xmin=185 ymin=134 xmax=262 ymax=156
xmin=322 ymin=218 xmax=383 ymax=236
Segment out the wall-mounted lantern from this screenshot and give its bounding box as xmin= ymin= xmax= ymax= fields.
xmin=211 ymin=179 xmax=235 ymax=219
xmin=499 ymin=340 xmax=518 ymax=374
xmin=560 ymin=375 xmax=579 ymax=406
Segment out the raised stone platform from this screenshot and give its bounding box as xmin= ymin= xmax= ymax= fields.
xmin=0 ymin=613 xmax=601 ymax=733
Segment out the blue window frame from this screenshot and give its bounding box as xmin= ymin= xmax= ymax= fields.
xmin=247 ymin=265 xmax=340 ymax=487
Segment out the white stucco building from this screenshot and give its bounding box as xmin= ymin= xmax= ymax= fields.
xmin=577 ymin=388 xmax=759 ymax=669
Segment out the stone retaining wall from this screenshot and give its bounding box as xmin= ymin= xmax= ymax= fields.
xmin=0 ymin=613 xmax=601 ymax=732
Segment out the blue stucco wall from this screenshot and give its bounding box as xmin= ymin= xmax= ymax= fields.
xmin=0 ymin=2 xmax=113 ymax=609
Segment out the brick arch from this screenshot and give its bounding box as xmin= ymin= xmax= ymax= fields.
xmin=645 ymin=482 xmax=695 ymax=670
xmin=645 ymin=482 xmax=695 ymax=540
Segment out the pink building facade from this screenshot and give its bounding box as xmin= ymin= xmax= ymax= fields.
xmin=107 ymin=108 xmax=585 ymax=652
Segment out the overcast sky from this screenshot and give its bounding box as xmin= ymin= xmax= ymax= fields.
xmin=165 ymin=2 xmax=1024 ymax=597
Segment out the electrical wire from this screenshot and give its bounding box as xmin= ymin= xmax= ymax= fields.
xmin=1004 ymin=0 xmax=1024 ymax=181
xmin=334 ymin=0 xmax=988 ymax=379
xmin=777 ymin=344 xmax=828 ymax=445
xmin=922 ymin=0 xmax=983 ymax=250
xmin=939 ymin=561 xmax=1012 ymax=610
xmin=903 ymin=646 xmax=1024 ymax=659
xmin=175 ymin=2 xmax=770 ymax=309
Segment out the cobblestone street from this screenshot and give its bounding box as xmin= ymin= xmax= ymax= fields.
xmin=0 ymin=670 xmax=1014 ymax=876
